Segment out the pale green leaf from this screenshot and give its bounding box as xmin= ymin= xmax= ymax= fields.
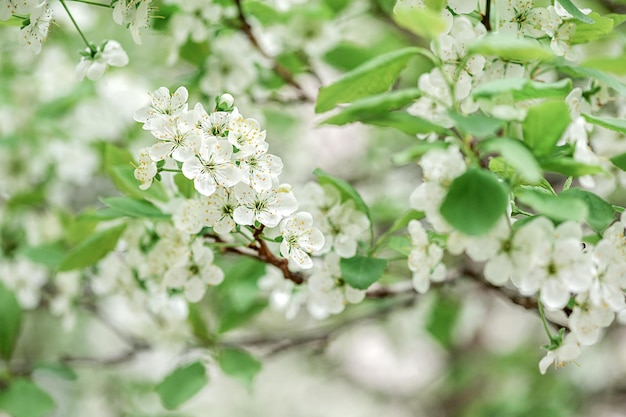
xmin=392 ymin=6 xmax=447 ymax=39
xmin=472 ymin=78 xmax=572 ymax=101
xmin=439 ymin=168 xmax=509 ymax=236
xmin=315 ymin=47 xmax=422 ymax=113
xmin=571 ymin=12 xmax=612 ymax=44
xmin=0 ymin=283 xmax=21 ymax=361
xmin=217 ymin=348 xmax=262 ymax=388
xmin=560 ymin=188 xmax=616 ymax=233
xmin=558 ymin=0 xmax=594 ymax=23
xmin=155 ymin=362 xmax=208 ymax=410
xmin=522 ymin=101 xmax=571 ymax=157
xmin=582 ymin=113 xmax=626 ymax=134
xmin=480 ymin=137 xmax=542 ymax=183
xmin=340 ymin=255 xmax=388 ymax=289
xmin=100 ymin=197 xmax=170 ymax=219
xmin=58 ymin=223 xmax=126 ymax=271
xmin=0 ymin=379 xmax=55 ymax=417
xmin=320 ymin=89 xmax=421 ymax=125
xmin=468 ymin=34 xmax=554 ymax=62
xmin=516 ymin=188 xmax=588 ymax=222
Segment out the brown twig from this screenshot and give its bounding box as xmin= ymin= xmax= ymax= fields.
xmin=233 ymin=0 xmax=314 ymax=101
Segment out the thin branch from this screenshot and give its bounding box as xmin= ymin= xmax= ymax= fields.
xmin=233 ymin=0 xmax=314 ymax=101
xmin=481 ymin=0 xmax=492 ymax=32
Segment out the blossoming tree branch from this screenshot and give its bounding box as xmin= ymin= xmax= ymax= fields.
xmin=2 ymin=0 xmax=626 ymax=414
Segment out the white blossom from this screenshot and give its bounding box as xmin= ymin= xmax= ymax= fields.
xmin=279 ymin=211 xmax=325 ymax=269
xmin=76 ymin=40 xmax=129 ymax=81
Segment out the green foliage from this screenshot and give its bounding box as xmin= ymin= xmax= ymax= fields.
xmin=558 ymin=0 xmax=594 ymax=23
xmin=392 ymin=141 xmax=449 ymax=165
xmin=582 ymin=113 xmax=626 ymax=134
xmin=440 ymin=169 xmax=509 ymax=236
xmin=0 ymin=379 xmax=55 ymax=417
xmin=18 ymin=243 xmax=66 ymax=269
xmin=516 ymin=188 xmax=588 ymax=222
xmin=0 ymin=283 xmax=21 ymax=361
xmin=610 ymin=151 xmax=626 ymax=171
xmin=155 ymin=362 xmax=208 ymax=410
xmin=468 ymin=34 xmax=554 ymax=62
xmin=581 ymin=55 xmax=626 ymax=75
xmin=392 ymin=6 xmax=448 ymax=39
xmin=100 ymin=197 xmax=170 ymax=219
xmin=217 ymin=348 xmax=262 ymax=388
xmin=480 ymin=138 xmax=542 ymax=183
xmin=340 ymin=255 xmax=388 ymax=289
xmin=558 ymin=64 xmax=626 ymax=97
xmin=522 ymin=100 xmax=571 ymax=157
xmin=174 ymin=173 xmax=196 ymax=198
xmin=539 ymin=158 xmax=604 ymax=177
xmin=426 ymin=292 xmax=461 ymax=349
xmin=215 ymin=257 xmax=267 ymax=334
xmin=320 ymin=89 xmax=421 ymax=124
xmin=448 ymin=112 xmax=505 ymax=138
xmin=570 ymin=12 xmax=613 ymax=44
xmin=560 ymin=189 xmax=616 ymax=233
xmin=313 ymin=168 xmax=371 ymax=223
xmin=58 ymin=223 xmax=126 ymax=271
xmin=472 ymin=78 xmax=572 ymax=102
xmin=315 ymin=47 xmax=424 ymax=113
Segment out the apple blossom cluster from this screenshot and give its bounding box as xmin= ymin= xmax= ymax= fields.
xmin=394 ymin=0 xmax=626 ymax=374
xmin=132 ymin=86 xmax=372 ymax=315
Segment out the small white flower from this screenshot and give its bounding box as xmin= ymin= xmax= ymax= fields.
xmin=233 ymin=182 xmax=298 ymax=228
xmin=76 ymin=40 xmax=129 ymax=81
xmin=18 ymin=1 xmax=53 ymax=54
xmin=181 ymin=138 xmax=242 ymax=196
xmin=539 ymin=334 xmax=580 ymax=374
xmin=134 ymin=86 xmax=189 ymax=129
xmin=279 ymin=211 xmax=325 ymax=269
xmin=201 ymin=186 xmax=238 ymax=234
xmin=133 ymin=147 xmax=157 ymax=190
xmin=148 ymin=111 xmax=202 ymax=162
xmin=407 ymin=220 xmax=446 ymax=293
xmin=227 ymin=108 xmax=268 ymax=156
xmin=112 ymin=0 xmax=151 ymax=44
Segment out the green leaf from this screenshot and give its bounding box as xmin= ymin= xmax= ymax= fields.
xmin=387 ymin=209 xmax=425 ymax=235
xmin=472 ymin=78 xmax=572 ymax=101
xmin=540 ymin=158 xmax=604 ymax=177
xmin=100 ymin=197 xmax=170 ymax=219
xmin=155 ymin=362 xmax=208 ymax=410
xmin=522 ymin=101 xmax=571 ymax=157
xmin=516 ymin=188 xmax=588 ymax=222
xmin=0 ymin=379 xmax=55 ymax=417
xmin=386 ymin=235 xmax=412 ymax=256
xmin=560 ymin=188 xmax=616 ymax=233
xmin=480 ymin=137 xmax=542 ymax=183
xmin=359 ymin=112 xmax=450 ymax=136
xmin=391 ymin=5 xmax=447 ymax=39
xmin=558 ymin=65 xmax=626 ymax=97
xmin=448 ymin=112 xmax=505 ymax=138
xmin=242 ymin=0 xmax=283 ymax=25
xmin=610 ymin=152 xmax=626 ymax=171
xmin=580 ymin=55 xmax=626 ymax=75
xmin=217 ymin=348 xmax=262 ymax=388
xmin=468 ymin=34 xmax=554 ymax=62
xmin=558 ymin=0 xmax=594 ymax=23
xmin=439 ymin=168 xmax=509 ymax=236
xmin=0 ymin=283 xmax=22 ymax=361
xmin=340 ymin=255 xmax=388 ymax=290
xmin=58 ymin=223 xmax=126 ymax=271
xmin=315 ymin=47 xmax=422 ymax=113
xmin=218 ymin=258 xmax=266 ymax=312
xmin=174 ymin=173 xmax=195 ymax=198
xmin=570 ymin=12 xmax=612 ymax=44
xmin=426 ymin=293 xmax=461 ymax=349
xmin=34 ymin=363 xmax=78 ymax=381
xmin=313 ymin=168 xmax=371 ymax=221
xmin=320 ymin=89 xmax=421 ymax=124
xmin=18 ymin=243 xmax=66 ymax=268
xmin=582 ymin=113 xmax=626 ymax=134
xmin=109 ymin=165 xmax=169 ymax=202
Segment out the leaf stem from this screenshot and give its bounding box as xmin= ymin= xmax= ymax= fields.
xmin=537 ymin=296 xmax=554 ymax=341
xmin=59 ymin=0 xmax=93 ymax=51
